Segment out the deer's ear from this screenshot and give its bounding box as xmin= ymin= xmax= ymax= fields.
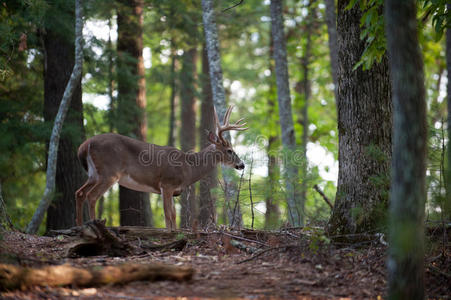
xmin=207 ymin=131 xmax=220 ymax=145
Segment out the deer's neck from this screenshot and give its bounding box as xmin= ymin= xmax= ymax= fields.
xmin=186 ymin=144 xmax=220 ymax=185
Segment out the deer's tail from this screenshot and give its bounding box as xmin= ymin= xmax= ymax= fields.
xmin=77 ymin=141 xmax=89 ymax=172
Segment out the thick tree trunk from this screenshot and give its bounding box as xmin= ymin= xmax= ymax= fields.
xmin=198 ymin=45 xmax=217 ymax=228
xmin=445 ymin=3 xmax=451 ymax=220
xmin=385 ymin=1 xmax=426 ymax=298
xmin=168 ymin=42 xmax=178 ymax=147
xmin=270 ymin=0 xmax=302 ymax=226
xmin=43 ymin=14 xmax=86 ymax=231
xmin=265 ymin=136 xmax=281 ymax=229
xmin=265 ymin=36 xmax=281 ymax=229
xmin=327 ymin=1 xmax=392 ymax=236
xmin=26 ymin=0 xmax=84 ymax=234
xmin=179 ymin=47 xmax=197 ymax=229
xmin=324 ymin=0 xmax=339 ymax=102
xmin=295 ymin=2 xmax=315 ymax=217
xmin=201 ymin=0 xmax=241 ymax=227
xmin=116 ymin=0 xmax=152 ymax=227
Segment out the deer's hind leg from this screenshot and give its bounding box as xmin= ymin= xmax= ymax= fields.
xmin=85 ymin=175 xmax=118 ymax=221
xmin=75 ymin=178 xmax=96 ymax=226
xmin=161 ymin=187 xmax=176 ymax=231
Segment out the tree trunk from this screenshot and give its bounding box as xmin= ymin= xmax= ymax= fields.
xmin=179 ymin=47 xmax=197 ymax=229
xmin=327 ymin=1 xmax=392 ymax=236
xmin=43 ymin=11 xmax=86 ymax=231
xmin=116 ymin=0 xmax=152 ymax=227
xmin=265 ymin=136 xmax=281 ymax=229
xmin=324 ymin=0 xmax=339 ymax=102
xmin=198 ymin=45 xmax=217 ymax=228
xmin=445 ymin=3 xmax=451 ymax=220
xmin=385 ymin=1 xmax=426 ymax=298
xmin=201 ymin=0 xmax=241 ymax=227
xmin=265 ymin=35 xmax=281 ymax=229
xmin=26 ymin=0 xmax=84 ymax=234
xmin=270 ymin=0 xmax=302 ymax=226
xmin=295 ymin=2 xmax=315 ymax=219
xmin=167 ymin=42 xmax=178 ymax=147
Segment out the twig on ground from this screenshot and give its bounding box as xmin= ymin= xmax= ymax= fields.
xmin=427 ymin=264 xmax=451 ymax=278
xmin=230 ymin=239 xmax=258 ymax=254
xmin=221 ymin=231 xmax=267 ymax=247
xmin=313 ymin=184 xmax=333 ymax=209
xmin=279 ymin=230 xmax=300 ymax=239
xmin=237 ymin=244 xmax=297 ymax=264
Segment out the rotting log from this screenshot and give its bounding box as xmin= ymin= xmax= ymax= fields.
xmin=0 ymin=263 xmax=194 ymax=290
xmin=65 ymin=220 xmax=133 ymax=257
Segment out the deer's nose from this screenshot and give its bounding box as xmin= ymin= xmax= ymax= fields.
xmin=236 ymin=162 xmax=245 ymax=170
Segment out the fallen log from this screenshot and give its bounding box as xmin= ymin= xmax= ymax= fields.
xmin=0 ymin=263 xmax=194 ymax=290
xmin=65 ymin=220 xmax=133 ymax=257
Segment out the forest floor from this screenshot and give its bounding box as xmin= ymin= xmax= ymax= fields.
xmin=0 ymin=224 xmax=449 ymax=299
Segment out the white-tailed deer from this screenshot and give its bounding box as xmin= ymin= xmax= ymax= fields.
xmin=75 ymin=105 xmax=247 ymax=230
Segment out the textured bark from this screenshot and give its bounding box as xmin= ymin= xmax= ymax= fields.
xmin=324 ymin=0 xmax=339 ymax=102
xmin=265 ymin=136 xmax=281 ymax=229
xmin=265 ymin=36 xmax=281 ymax=229
xmin=107 ymin=16 xmax=115 ymax=133
xmin=201 ymin=0 xmax=241 ymax=226
xmin=168 ymin=43 xmax=178 ymax=147
xmin=43 ymin=7 xmax=86 ymax=231
xmin=198 ymin=45 xmax=217 ymax=228
xmin=385 ymin=1 xmax=426 ymax=299
xmin=270 ymin=0 xmax=302 ymax=226
xmin=117 ymin=0 xmax=152 ymax=227
xmin=26 ymin=0 xmax=84 ymax=234
xmin=179 ymin=47 xmax=197 ymax=229
xmin=327 ymin=1 xmax=392 ymax=235
xmin=295 ymin=2 xmax=315 ymax=218
xmin=445 ymin=3 xmax=451 ymax=220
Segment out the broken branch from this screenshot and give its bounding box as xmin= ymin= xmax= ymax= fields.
xmin=313 ymin=184 xmax=333 ymax=209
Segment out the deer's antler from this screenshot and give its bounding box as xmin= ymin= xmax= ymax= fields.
xmin=213 ymin=105 xmax=248 ymax=145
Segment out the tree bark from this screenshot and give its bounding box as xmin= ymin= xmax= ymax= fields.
xmin=26 ymin=0 xmax=84 ymax=234
xmin=201 ymin=0 xmax=241 ymax=227
xmin=270 ymin=0 xmax=302 ymax=226
xmin=116 ymin=0 xmax=152 ymax=227
xmin=198 ymin=44 xmax=217 ymax=228
xmin=327 ymin=1 xmax=392 ymax=236
xmin=168 ymin=42 xmax=178 ymax=147
xmin=385 ymin=1 xmax=426 ymax=299
xmin=265 ymin=35 xmax=281 ymax=229
xmin=445 ymin=3 xmax=451 ymax=220
xmin=295 ymin=1 xmax=315 ymax=219
xmin=265 ymin=136 xmax=281 ymax=229
xmin=41 ymin=2 xmax=86 ymax=231
xmin=179 ymin=47 xmax=197 ymax=229
xmin=324 ymin=0 xmax=339 ymax=102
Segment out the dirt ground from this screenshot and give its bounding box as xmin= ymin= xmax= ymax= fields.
xmin=0 ymin=225 xmax=449 ymax=299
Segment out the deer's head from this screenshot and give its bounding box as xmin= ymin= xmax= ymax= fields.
xmin=207 ymin=105 xmax=248 ymax=170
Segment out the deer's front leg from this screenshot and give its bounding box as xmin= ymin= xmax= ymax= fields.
xmin=161 ymin=187 xmax=176 ymax=231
